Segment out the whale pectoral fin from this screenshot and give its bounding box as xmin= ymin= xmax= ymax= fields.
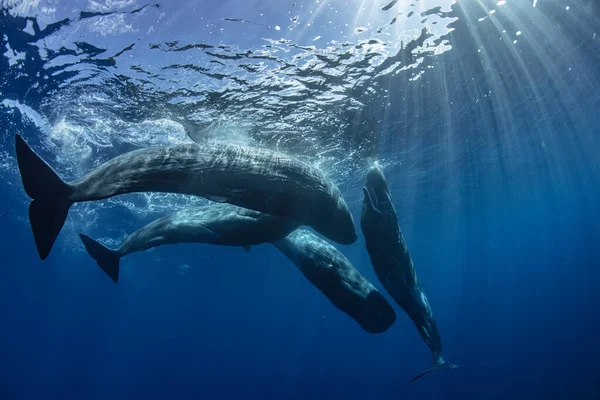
xmin=242 ymin=245 xmax=251 ymax=253
xmin=205 ymin=195 xmax=228 ymax=203
xmin=362 ymin=187 xmax=382 ymax=215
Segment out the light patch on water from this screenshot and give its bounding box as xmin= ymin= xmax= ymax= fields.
xmin=2 ymin=0 xmax=42 ymax=16
xmin=497 ymin=0 xmax=506 ymax=5
xmin=122 ymin=119 xmax=192 ymax=147
xmin=0 ymin=150 xmax=16 ymax=174
xmin=23 ymin=20 xmax=35 ymax=35
xmin=49 ymin=118 xmax=94 ymax=168
xmin=1 ymin=99 xmax=50 ymax=131
xmin=88 ymin=0 xmax=137 ymax=12
xmin=2 ymin=0 xmax=57 ymax=31
xmin=187 ymin=118 xmax=255 ymax=147
xmin=3 ymin=41 xmax=26 ymax=67
xmin=85 ymin=13 xmax=136 ymax=37
xmin=44 ymin=54 xmax=82 ymax=69
xmin=46 ymin=115 xmax=191 ymax=173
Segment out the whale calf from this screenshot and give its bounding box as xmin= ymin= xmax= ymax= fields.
xmin=272 ymin=229 xmax=396 ymax=334
xmin=79 ymin=203 xmax=299 ymax=283
xmin=14 ymin=134 xmax=357 ymax=260
xmin=360 ymin=165 xmax=457 ymax=381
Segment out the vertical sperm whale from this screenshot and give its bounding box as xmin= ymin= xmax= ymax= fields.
xmin=360 ymin=165 xmax=457 ymax=382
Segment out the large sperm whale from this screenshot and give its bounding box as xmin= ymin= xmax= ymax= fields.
xmin=79 ymin=203 xmax=299 ymax=283
xmin=360 ymin=165 xmax=457 ymax=381
xmin=272 ymin=229 xmax=396 ymax=334
xmin=14 ymin=134 xmax=357 ymax=260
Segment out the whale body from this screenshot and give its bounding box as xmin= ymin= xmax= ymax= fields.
xmin=14 ymin=134 xmax=357 ymax=260
xmin=360 ymin=165 xmax=457 ymax=381
xmin=79 ymin=203 xmax=299 ymax=283
xmin=272 ymin=229 xmax=396 ymax=334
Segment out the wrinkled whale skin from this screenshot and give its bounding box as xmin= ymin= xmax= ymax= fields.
xmin=15 ymin=134 xmax=357 ymax=259
xmin=70 ymin=143 xmax=355 ymax=244
xmin=273 ymin=229 xmax=396 ymax=334
xmin=79 ymin=203 xmax=299 ymax=283
xmin=115 ymin=204 xmax=298 ymax=254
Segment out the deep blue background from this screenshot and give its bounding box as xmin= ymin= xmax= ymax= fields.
xmin=1 ymin=170 xmax=599 ymax=399
xmin=1 ymin=0 xmax=600 ymax=399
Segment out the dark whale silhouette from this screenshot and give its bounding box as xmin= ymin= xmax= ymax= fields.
xmin=14 ymin=134 xmax=356 ymax=259
xmin=361 ymin=165 xmax=457 ymax=382
xmin=272 ymin=229 xmax=396 ymax=334
xmin=79 ymin=203 xmax=299 ymax=283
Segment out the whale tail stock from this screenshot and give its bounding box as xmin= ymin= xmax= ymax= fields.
xmin=79 ymin=234 xmax=121 ymax=283
xmin=15 ymin=134 xmax=74 ymax=260
xmin=408 ymin=357 xmax=458 ymax=383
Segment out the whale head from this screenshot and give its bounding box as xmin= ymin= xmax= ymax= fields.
xmin=361 ymin=164 xmax=396 ymax=220
xmin=354 ymin=290 xmax=397 ymax=334
xmin=365 ymin=164 xmax=391 ymax=207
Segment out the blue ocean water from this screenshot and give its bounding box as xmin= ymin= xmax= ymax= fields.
xmin=1 ymin=0 xmax=599 ymax=399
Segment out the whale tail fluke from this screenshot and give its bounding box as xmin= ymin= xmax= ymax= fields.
xmin=15 ymin=134 xmax=73 ymax=260
xmin=79 ymin=234 xmax=121 ymax=283
xmin=408 ymin=358 xmax=458 ymax=383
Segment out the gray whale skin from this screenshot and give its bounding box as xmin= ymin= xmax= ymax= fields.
xmin=79 ymin=203 xmax=299 ymax=283
xmin=361 ymin=165 xmax=457 ymax=382
xmin=14 ymin=134 xmax=356 ymax=260
xmin=273 ymin=229 xmax=396 ymax=334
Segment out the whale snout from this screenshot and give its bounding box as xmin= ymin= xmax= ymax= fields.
xmin=365 ymin=165 xmax=388 ymax=193
xmin=357 ymin=291 xmax=396 ymax=334
xmin=363 ymin=165 xmax=392 ymax=210
xmin=366 ymin=164 xmax=385 ymax=180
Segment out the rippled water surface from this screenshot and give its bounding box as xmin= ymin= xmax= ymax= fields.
xmin=1 ymin=0 xmax=599 ymax=398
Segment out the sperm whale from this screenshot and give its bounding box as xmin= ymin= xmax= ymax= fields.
xmin=79 ymin=203 xmax=299 ymax=283
xmin=14 ymin=134 xmax=357 ymax=260
xmin=360 ymin=165 xmax=457 ymax=382
xmin=272 ymin=229 xmax=396 ymax=334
